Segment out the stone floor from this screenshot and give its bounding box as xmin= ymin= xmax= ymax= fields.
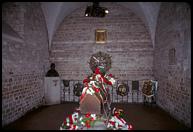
xmin=3 ymin=102 xmax=189 ymax=130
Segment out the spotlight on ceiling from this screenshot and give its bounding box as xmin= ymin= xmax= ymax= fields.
xmin=105 ymin=9 xmax=109 ymax=14
xmin=85 ymin=2 xmax=109 ymax=17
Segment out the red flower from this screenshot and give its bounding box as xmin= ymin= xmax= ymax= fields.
xmin=95 ymin=88 xmax=100 ymax=93
xmin=108 ymin=121 xmax=115 ymax=126
xmin=128 ymin=124 xmax=133 ymax=130
xmin=92 ymin=85 xmax=100 ymax=93
xmin=114 ymin=112 xmax=119 ymax=117
xmin=83 ymin=78 xmax=88 ymax=84
xmin=85 ymin=112 xmax=91 ymax=118
xmin=109 ymin=74 xmax=113 ymax=77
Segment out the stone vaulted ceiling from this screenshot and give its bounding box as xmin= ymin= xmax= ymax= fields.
xmin=41 ymin=2 xmax=161 ymax=48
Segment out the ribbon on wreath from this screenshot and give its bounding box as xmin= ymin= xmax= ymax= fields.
xmin=80 ymin=67 xmax=116 ymax=102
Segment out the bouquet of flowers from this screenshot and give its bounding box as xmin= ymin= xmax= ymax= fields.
xmin=107 ymin=108 xmax=133 ymax=130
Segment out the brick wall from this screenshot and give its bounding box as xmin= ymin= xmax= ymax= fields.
xmin=2 ymin=2 xmax=49 ymax=126
xmin=154 ymin=3 xmax=191 ymax=127
xmin=52 ymin=3 xmax=153 ymax=104
xmin=51 ymin=3 xmax=153 ymax=81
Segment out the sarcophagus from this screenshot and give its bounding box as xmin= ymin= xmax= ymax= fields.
xmin=80 ymin=94 xmax=102 ymax=114
xmin=79 ymin=91 xmax=110 ymax=115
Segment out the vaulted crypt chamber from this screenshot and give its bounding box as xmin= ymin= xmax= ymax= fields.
xmin=2 ymin=2 xmax=191 ymax=130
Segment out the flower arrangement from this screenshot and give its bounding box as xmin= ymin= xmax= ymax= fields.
xmin=60 ymin=66 xmax=133 ymax=130
xmin=60 ymin=108 xmax=133 ymax=130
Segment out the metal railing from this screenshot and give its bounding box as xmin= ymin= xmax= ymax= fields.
xmin=60 ymin=80 xmax=151 ymax=103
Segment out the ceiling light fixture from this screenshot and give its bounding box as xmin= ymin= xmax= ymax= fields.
xmin=85 ymin=2 xmax=109 ymax=17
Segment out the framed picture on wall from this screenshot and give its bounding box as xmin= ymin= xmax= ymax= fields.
xmin=95 ymin=29 xmax=107 ymax=44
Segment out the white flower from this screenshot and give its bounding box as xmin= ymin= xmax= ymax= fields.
xmin=90 ymin=114 xmax=96 ymax=120
xmin=79 ymin=117 xmax=83 ymax=121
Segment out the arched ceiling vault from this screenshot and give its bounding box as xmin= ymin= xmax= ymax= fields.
xmin=41 ymin=2 xmax=161 ymax=49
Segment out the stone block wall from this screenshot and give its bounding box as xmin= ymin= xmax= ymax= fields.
xmin=154 ymin=3 xmax=191 ymax=127
xmin=51 ymin=3 xmax=154 ymax=104
xmin=51 ymin=3 xmax=154 ymax=81
xmin=2 ymin=2 xmax=49 ymax=126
